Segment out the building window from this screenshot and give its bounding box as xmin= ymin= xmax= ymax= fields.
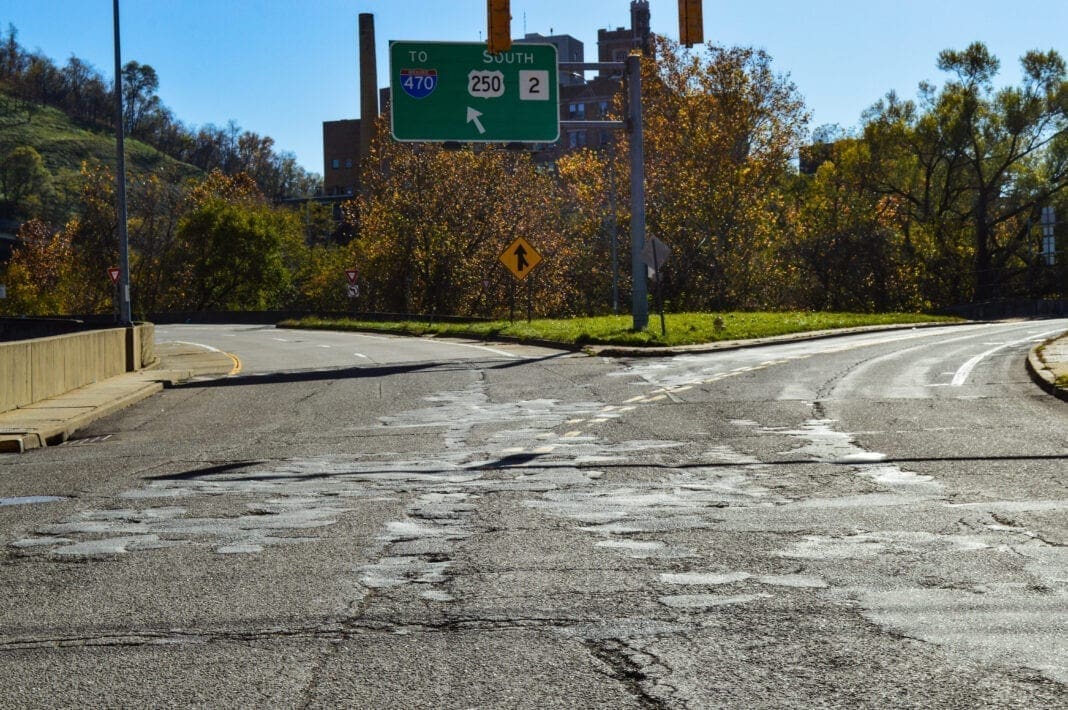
xmin=344 ymin=158 xmax=353 ymax=168
xmin=568 ymin=131 xmax=587 ymax=148
xmin=599 ymin=101 xmax=609 ymax=116
xmin=331 ymin=159 xmax=340 ymax=169
xmin=568 ymin=103 xmax=585 ymax=119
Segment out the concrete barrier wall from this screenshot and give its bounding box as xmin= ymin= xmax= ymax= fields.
xmin=0 ymin=323 xmax=156 ymax=414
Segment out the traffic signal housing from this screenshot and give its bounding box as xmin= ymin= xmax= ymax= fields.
xmin=487 ymin=0 xmax=511 ymax=54
xmin=679 ymin=0 xmax=703 ymax=47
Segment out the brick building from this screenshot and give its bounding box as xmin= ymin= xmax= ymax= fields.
xmin=322 ymin=119 xmax=361 ymax=197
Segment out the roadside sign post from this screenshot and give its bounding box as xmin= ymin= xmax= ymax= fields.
xmin=107 ymin=267 xmax=121 ymax=323
xmin=390 ymin=41 xmax=559 ymax=143
xmin=642 ymin=237 xmax=671 ymax=337
xmin=499 ymin=237 xmax=543 ymax=323
xmin=345 ymin=268 xmax=359 ymax=317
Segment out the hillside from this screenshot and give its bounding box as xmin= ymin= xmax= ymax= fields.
xmin=0 ymin=88 xmax=202 ymax=220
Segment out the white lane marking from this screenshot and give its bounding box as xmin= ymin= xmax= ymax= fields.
xmin=272 ymin=338 xmax=290 ymax=342
xmin=346 ymin=333 xmax=396 ymax=341
xmin=431 ymin=340 xmax=520 ymax=359
xmin=164 ymin=340 xmax=222 ymax=353
xmin=353 ymin=353 xmax=369 ymax=359
xmin=952 ymin=329 xmax=1064 ymax=386
xmin=317 ymin=345 xmax=331 ymax=349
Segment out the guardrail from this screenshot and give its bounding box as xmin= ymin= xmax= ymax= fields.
xmin=0 ymin=323 xmax=155 ymax=414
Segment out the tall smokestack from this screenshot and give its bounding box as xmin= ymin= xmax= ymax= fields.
xmin=358 ymin=13 xmax=378 ymax=165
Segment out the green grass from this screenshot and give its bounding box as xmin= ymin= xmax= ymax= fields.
xmin=279 ymin=311 xmax=960 ymax=348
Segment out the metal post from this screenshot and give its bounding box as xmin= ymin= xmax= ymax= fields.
xmin=651 ymin=239 xmax=666 ymax=336
xmin=527 ymin=276 xmax=533 ymax=323
xmin=608 ymin=145 xmax=619 ymax=315
xmin=627 ymin=54 xmax=648 ymax=331
xmin=112 ymin=0 xmax=132 ymax=326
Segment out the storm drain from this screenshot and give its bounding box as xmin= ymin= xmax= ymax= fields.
xmin=59 ymin=435 xmax=113 ymax=447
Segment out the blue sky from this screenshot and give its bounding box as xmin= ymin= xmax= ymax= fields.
xmin=3 ymin=1 xmax=1066 ymax=175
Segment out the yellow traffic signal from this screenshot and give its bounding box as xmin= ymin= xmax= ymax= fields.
xmin=679 ymin=0 xmax=703 ymax=47
xmin=487 ymin=0 xmax=511 ymax=54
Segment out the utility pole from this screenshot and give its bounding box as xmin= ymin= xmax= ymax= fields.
xmin=112 ymin=0 xmax=132 ymax=326
xmin=627 ymin=53 xmax=648 ymax=331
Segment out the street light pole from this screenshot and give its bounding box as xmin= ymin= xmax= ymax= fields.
xmin=112 ymin=0 xmax=132 ymax=326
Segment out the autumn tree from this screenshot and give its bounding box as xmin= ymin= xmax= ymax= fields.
xmin=787 ymin=138 xmax=925 ymax=311
xmin=172 ymin=170 xmax=302 ymax=310
xmin=639 ymin=37 xmax=809 ymax=310
xmin=0 ymin=219 xmax=74 ymax=315
xmin=556 ymin=145 xmax=629 ymax=315
xmin=862 ymin=42 xmax=1068 ymax=303
xmin=0 ymin=145 xmax=51 ymax=218
xmin=353 ymin=116 xmax=572 ymax=317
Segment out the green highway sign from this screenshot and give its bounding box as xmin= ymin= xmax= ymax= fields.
xmin=389 ymin=41 xmax=559 ymax=143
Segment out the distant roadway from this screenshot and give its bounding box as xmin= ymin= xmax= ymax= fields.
xmin=1 ymin=320 xmax=1065 ymax=707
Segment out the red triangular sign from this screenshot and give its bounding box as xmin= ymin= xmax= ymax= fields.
xmin=345 ymin=269 xmax=358 ymax=285
xmin=107 ymin=267 xmax=121 ymax=284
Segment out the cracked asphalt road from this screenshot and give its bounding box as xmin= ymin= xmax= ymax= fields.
xmin=1 ymin=321 xmax=1066 ymax=708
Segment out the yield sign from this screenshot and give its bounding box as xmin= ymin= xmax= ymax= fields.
xmin=499 ymin=237 xmax=543 ymax=281
xmin=345 ymin=268 xmax=359 ymax=285
xmin=107 ymin=267 xmax=121 ymax=284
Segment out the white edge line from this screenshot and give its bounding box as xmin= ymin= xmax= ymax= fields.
xmin=952 ymin=329 xmax=1064 ymax=386
xmin=164 ymin=340 xmax=222 ymax=353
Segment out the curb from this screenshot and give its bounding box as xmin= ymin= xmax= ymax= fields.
xmin=584 ymin=321 xmax=967 ymax=358
xmin=276 ymin=322 xmax=587 ymax=354
xmin=281 ymin=320 xmax=966 ymax=359
xmin=0 ymin=381 xmax=163 ymax=453
xmin=0 ymin=345 xmax=235 ymax=454
xmin=1026 ymin=338 xmax=1068 ymax=403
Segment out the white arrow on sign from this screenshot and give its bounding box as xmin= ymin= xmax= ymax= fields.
xmin=466 ymin=106 xmax=486 ymax=135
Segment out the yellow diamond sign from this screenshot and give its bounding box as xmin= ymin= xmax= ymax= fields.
xmin=499 ymin=237 xmax=543 ymax=281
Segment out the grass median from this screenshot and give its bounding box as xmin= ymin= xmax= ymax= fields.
xmin=279 ymin=312 xmax=959 ymax=348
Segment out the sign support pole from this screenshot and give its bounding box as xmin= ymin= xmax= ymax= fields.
xmin=527 ymin=275 xmax=533 ymax=323
xmin=627 ymin=54 xmax=649 ymax=332
xmin=651 ymin=240 xmax=666 ymax=336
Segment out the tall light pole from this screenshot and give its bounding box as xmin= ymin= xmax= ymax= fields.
xmin=112 ymin=0 xmax=132 ymax=326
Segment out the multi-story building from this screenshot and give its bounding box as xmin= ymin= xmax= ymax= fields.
xmin=322 ymin=119 xmax=361 ymax=197
xmin=555 ymin=0 xmax=652 ymax=154
xmin=598 ymin=0 xmax=651 ymax=70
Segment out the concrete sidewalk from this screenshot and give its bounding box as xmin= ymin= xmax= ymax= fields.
xmin=1 ymin=328 xmax=1065 ymax=455
xmin=0 ymin=342 xmax=237 ymax=454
